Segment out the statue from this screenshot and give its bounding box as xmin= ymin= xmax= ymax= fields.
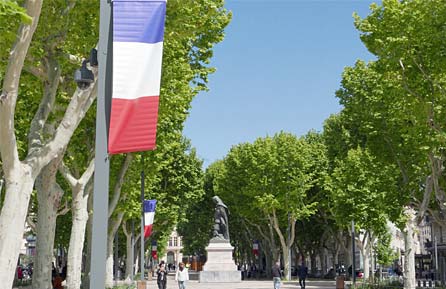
xmin=212 ymin=196 xmax=229 ymax=240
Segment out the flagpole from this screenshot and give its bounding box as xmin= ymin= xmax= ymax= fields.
xmin=89 ymin=0 xmax=112 ymax=288
xmin=131 ymin=219 xmax=134 ymax=281
xmin=141 ymin=155 xmax=145 ymax=281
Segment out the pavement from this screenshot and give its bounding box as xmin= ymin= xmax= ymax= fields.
xmin=141 ymin=278 xmax=337 ymax=289
xmin=13 ymin=277 xmax=338 ymax=289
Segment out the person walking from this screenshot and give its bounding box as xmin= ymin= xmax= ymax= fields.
xmin=272 ymin=261 xmax=282 ymax=289
xmin=157 ymin=263 xmax=168 ymax=289
xmin=175 ymin=262 xmax=189 ymax=289
xmin=298 ymin=263 xmax=308 ymax=289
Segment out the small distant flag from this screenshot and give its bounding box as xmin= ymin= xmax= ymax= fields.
xmin=143 ymin=200 xmax=157 ymax=238
xmin=252 ymin=240 xmax=259 ymax=256
xmin=151 ymin=240 xmax=158 ymax=259
xmin=109 ymin=0 xmax=167 ymax=154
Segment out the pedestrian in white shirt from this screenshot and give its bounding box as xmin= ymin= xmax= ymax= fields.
xmin=175 ymin=262 xmax=189 ymax=289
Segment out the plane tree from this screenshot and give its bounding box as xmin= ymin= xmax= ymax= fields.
xmin=336 ymin=1 xmax=446 ymax=285
xmin=213 ymin=132 xmax=325 ymax=279
xmin=317 ymin=2 xmax=446 ymax=286
xmin=0 ymin=0 xmax=230 ymax=288
xmin=0 ymin=0 xmax=98 ymax=286
xmin=326 ymin=147 xmax=401 ymax=280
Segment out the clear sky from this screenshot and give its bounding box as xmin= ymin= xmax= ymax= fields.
xmin=183 ymin=0 xmax=378 ymax=167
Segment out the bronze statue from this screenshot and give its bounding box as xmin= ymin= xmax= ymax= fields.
xmin=212 ymin=196 xmax=229 ymax=240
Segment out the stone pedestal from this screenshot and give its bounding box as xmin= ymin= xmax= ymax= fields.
xmin=199 ymin=239 xmax=241 ymax=282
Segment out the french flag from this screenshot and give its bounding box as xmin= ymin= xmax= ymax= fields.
xmin=151 ymin=240 xmax=158 ymax=259
xmin=108 ymin=0 xmax=166 ymax=154
xmin=143 ymin=200 xmax=157 ymax=238
xmin=252 ymin=240 xmax=259 ymax=256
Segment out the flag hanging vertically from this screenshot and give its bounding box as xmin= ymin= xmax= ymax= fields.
xmin=151 ymin=240 xmax=158 ymax=259
xmin=143 ymin=199 xmax=157 ymax=238
xmin=252 ymin=240 xmax=259 ymax=256
xmin=109 ymin=0 xmax=167 ymax=154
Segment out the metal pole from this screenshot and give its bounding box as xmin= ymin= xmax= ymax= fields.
xmin=131 ymin=219 xmax=134 ymax=281
xmin=287 ymin=213 xmax=292 ymax=281
xmin=89 ymin=0 xmax=112 ymax=288
xmin=140 ymin=160 xmax=145 ymax=281
xmin=435 ymin=236 xmax=438 ymax=281
xmin=352 ymin=220 xmax=356 ymax=285
xmin=114 ymin=233 xmax=118 ymax=281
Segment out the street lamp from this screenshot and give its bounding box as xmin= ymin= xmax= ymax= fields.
xmin=74 ymin=49 xmax=97 ymax=89
xmin=74 ymin=60 xmax=94 ymax=89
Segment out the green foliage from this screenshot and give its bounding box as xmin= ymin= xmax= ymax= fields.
xmin=327 ymin=147 xmax=399 ymax=232
xmin=209 ymin=132 xmax=328 ymax=258
xmin=116 ymin=138 xmax=205 ymax=257
xmin=374 ymin=231 xmax=397 ymax=266
xmin=338 ymin=0 xmax=446 ymax=217
xmin=113 ymin=0 xmax=231 ymax=253
xmin=0 ymin=1 xmax=31 ymax=23
xmin=177 ymin=161 xmax=222 ymax=255
xmin=54 ymin=211 xmax=72 ymax=249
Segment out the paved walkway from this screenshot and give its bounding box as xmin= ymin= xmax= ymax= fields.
xmin=13 ymin=277 xmax=338 ymax=289
xmin=142 ymin=278 xmax=336 ymax=289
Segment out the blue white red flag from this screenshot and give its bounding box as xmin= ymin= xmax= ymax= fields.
xmin=109 ymin=0 xmax=166 ymax=154
xmin=143 ymin=200 xmax=157 ymax=238
xmin=151 ymin=240 xmax=158 ymax=259
xmin=252 ymin=240 xmax=259 ymax=256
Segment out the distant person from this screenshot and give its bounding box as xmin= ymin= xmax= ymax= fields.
xmin=52 ymin=273 xmax=64 ymax=289
xmin=395 ymin=265 xmax=403 ymax=277
xmin=298 ymin=263 xmax=308 ymax=289
xmin=175 ymin=262 xmax=189 ymax=289
xmin=61 ymin=264 xmax=67 ymax=280
xmin=17 ymin=266 xmax=23 ymax=281
xmin=51 ymin=262 xmax=57 ymax=284
xmin=157 ymin=263 xmax=167 ymax=289
xmin=272 ymin=261 xmax=282 ymax=289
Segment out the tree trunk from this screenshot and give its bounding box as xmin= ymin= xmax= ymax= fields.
xmin=66 ymin=183 xmax=91 ymax=289
xmin=0 ymin=0 xmax=43 ymax=287
xmin=320 ymin=248 xmax=327 ymax=275
xmin=363 ymin=245 xmax=371 ymax=280
xmin=32 ymin=183 xmax=63 ymax=289
xmin=105 ymin=232 xmax=115 ymax=288
xmin=122 ymin=221 xmax=134 ymax=282
xmin=33 ymin=154 xmax=65 ymax=289
xmin=270 ymin=210 xmax=296 ymax=280
xmin=403 ymin=208 xmax=416 ymax=289
xmin=105 ymin=213 xmax=124 ymax=287
xmin=264 ymin=244 xmax=272 ymax=278
xmin=345 ymin=235 xmax=352 ymax=268
xmin=310 ymin=252 xmax=317 ymax=275
xmin=125 ymin=230 xmax=133 ymax=281
xmin=0 ymin=168 xmax=34 ymax=288
xmin=81 ymin=191 xmax=93 ymax=289
xmin=370 ymin=245 xmax=376 ymax=283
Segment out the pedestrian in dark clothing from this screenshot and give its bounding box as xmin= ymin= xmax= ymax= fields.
xmin=61 ymin=264 xmax=67 ymax=280
xmin=272 ymin=261 xmax=282 ymax=289
xmin=157 ymin=263 xmax=168 ymax=289
xmin=52 ymin=273 xmax=64 ymax=289
xmin=17 ymin=266 xmax=23 ymax=281
xmin=298 ymin=263 xmax=308 ymax=289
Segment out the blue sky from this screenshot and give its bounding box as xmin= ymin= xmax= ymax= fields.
xmin=183 ymin=0 xmax=378 ymax=167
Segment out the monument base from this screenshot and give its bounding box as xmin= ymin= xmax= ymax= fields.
xmin=199 ymin=271 xmax=241 ymax=283
xmin=199 ymin=238 xmax=241 ymax=282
